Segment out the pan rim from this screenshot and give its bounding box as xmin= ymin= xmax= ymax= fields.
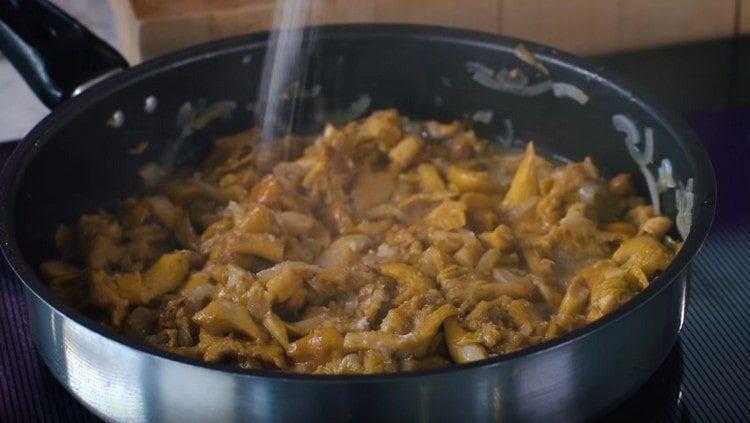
xmin=0 ymin=23 xmax=716 ymax=383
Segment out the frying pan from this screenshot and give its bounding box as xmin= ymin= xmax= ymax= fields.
xmin=0 ymin=1 xmax=716 ymax=421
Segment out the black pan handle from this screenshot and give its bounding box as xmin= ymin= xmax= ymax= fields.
xmin=0 ymin=0 xmax=128 ymax=108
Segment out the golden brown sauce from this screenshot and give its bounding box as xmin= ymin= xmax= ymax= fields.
xmin=41 ymin=110 xmax=676 ymax=374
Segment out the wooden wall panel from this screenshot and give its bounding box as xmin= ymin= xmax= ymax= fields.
xmin=309 ymin=0 xmax=376 ymax=25
xmin=373 ymin=0 xmax=498 ymax=32
xmin=501 ymin=0 xmax=736 ymax=55
xmin=500 ymin=0 xmax=619 ymax=55
xmin=112 ymin=0 xmax=741 ymax=61
xmin=739 ymin=0 xmax=750 ymax=34
xmin=617 ymin=0 xmax=735 ymax=50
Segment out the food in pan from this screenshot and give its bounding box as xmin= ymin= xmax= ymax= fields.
xmin=40 ymin=110 xmax=677 ymax=374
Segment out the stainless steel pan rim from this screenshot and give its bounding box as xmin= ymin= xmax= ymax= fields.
xmin=0 ymin=24 xmax=716 ymax=383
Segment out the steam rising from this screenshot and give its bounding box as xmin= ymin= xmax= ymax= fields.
xmin=255 ymin=0 xmax=318 ymax=147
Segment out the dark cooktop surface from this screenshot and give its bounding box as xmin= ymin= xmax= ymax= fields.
xmin=2 ymin=107 xmax=749 ymax=422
